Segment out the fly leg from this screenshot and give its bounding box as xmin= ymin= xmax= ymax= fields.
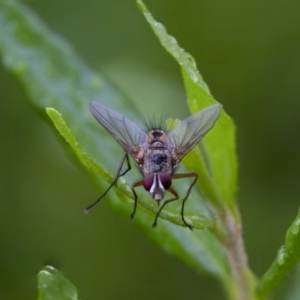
xmin=172 ymin=172 xmax=198 ymax=231
xmin=84 ymin=152 xmax=131 ymax=213
xmin=130 ymin=181 xmax=143 ymax=219
xmin=152 ymin=187 xmax=179 ymax=228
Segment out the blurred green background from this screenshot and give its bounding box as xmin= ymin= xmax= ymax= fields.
xmin=1 ymin=0 xmax=300 ymax=299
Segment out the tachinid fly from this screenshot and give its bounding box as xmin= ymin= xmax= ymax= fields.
xmin=85 ymin=102 xmax=221 ymax=230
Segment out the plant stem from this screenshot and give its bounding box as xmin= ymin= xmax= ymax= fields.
xmin=213 ymin=206 xmax=258 ymax=300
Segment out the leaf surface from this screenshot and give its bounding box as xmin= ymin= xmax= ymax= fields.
xmin=0 ymin=0 xmax=233 ymax=284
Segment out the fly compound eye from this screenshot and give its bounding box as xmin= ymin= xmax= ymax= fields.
xmin=159 ymin=173 xmax=171 ymax=190
xmin=143 ymin=173 xmax=155 ymax=191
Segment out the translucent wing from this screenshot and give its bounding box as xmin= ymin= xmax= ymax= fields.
xmin=167 ymin=104 xmax=221 ymax=162
xmin=90 ymin=102 xmax=147 ymax=158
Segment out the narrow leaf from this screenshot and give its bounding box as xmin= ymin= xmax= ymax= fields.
xmin=257 ymin=208 xmax=300 ymax=299
xmin=0 ymin=0 xmax=230 ymax=284
xmin=137 ymin=0 xmax=238 ymax=212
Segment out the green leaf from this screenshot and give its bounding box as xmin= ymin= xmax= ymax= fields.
xmin=137 ymin=0 xmax=238 ymax=213
xmin=0 ymin=0 xmax=231 ymax=288
xmin=257 ymin=207 xmax=300 ymax=299
xmin=38 ymin=266 xmax=79 ymax=300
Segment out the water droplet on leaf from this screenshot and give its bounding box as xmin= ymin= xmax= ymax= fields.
xmin=277 ymin=246 xmax=286 ymax=265
xmin=291 ymin=218 xmax=300 ymax=235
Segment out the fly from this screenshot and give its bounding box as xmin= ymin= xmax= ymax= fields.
xmin=85 ymin=102 xmax=221 ymax=230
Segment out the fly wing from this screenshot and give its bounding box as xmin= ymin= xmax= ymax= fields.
xmin=167 ymin=104 xmax=221 ymax=162
xmin=90 ymin=102 xmax=147 ymax=158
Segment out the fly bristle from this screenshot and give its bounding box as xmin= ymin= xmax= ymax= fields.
xmin=143 ymin=114 xmax=168 ymax=132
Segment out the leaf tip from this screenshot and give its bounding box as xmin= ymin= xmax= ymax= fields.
xmin=46 ymin=107 xmax=59 ymax=116
xmin=136 ymin=0 xmax=147 ymax=13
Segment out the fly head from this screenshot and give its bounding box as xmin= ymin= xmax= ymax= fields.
xmin=143 ymin=172 xmax=172 ymax=204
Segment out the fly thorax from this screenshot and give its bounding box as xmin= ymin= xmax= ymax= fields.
xmin=143 ymin=173 xmax=172 ymax=203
